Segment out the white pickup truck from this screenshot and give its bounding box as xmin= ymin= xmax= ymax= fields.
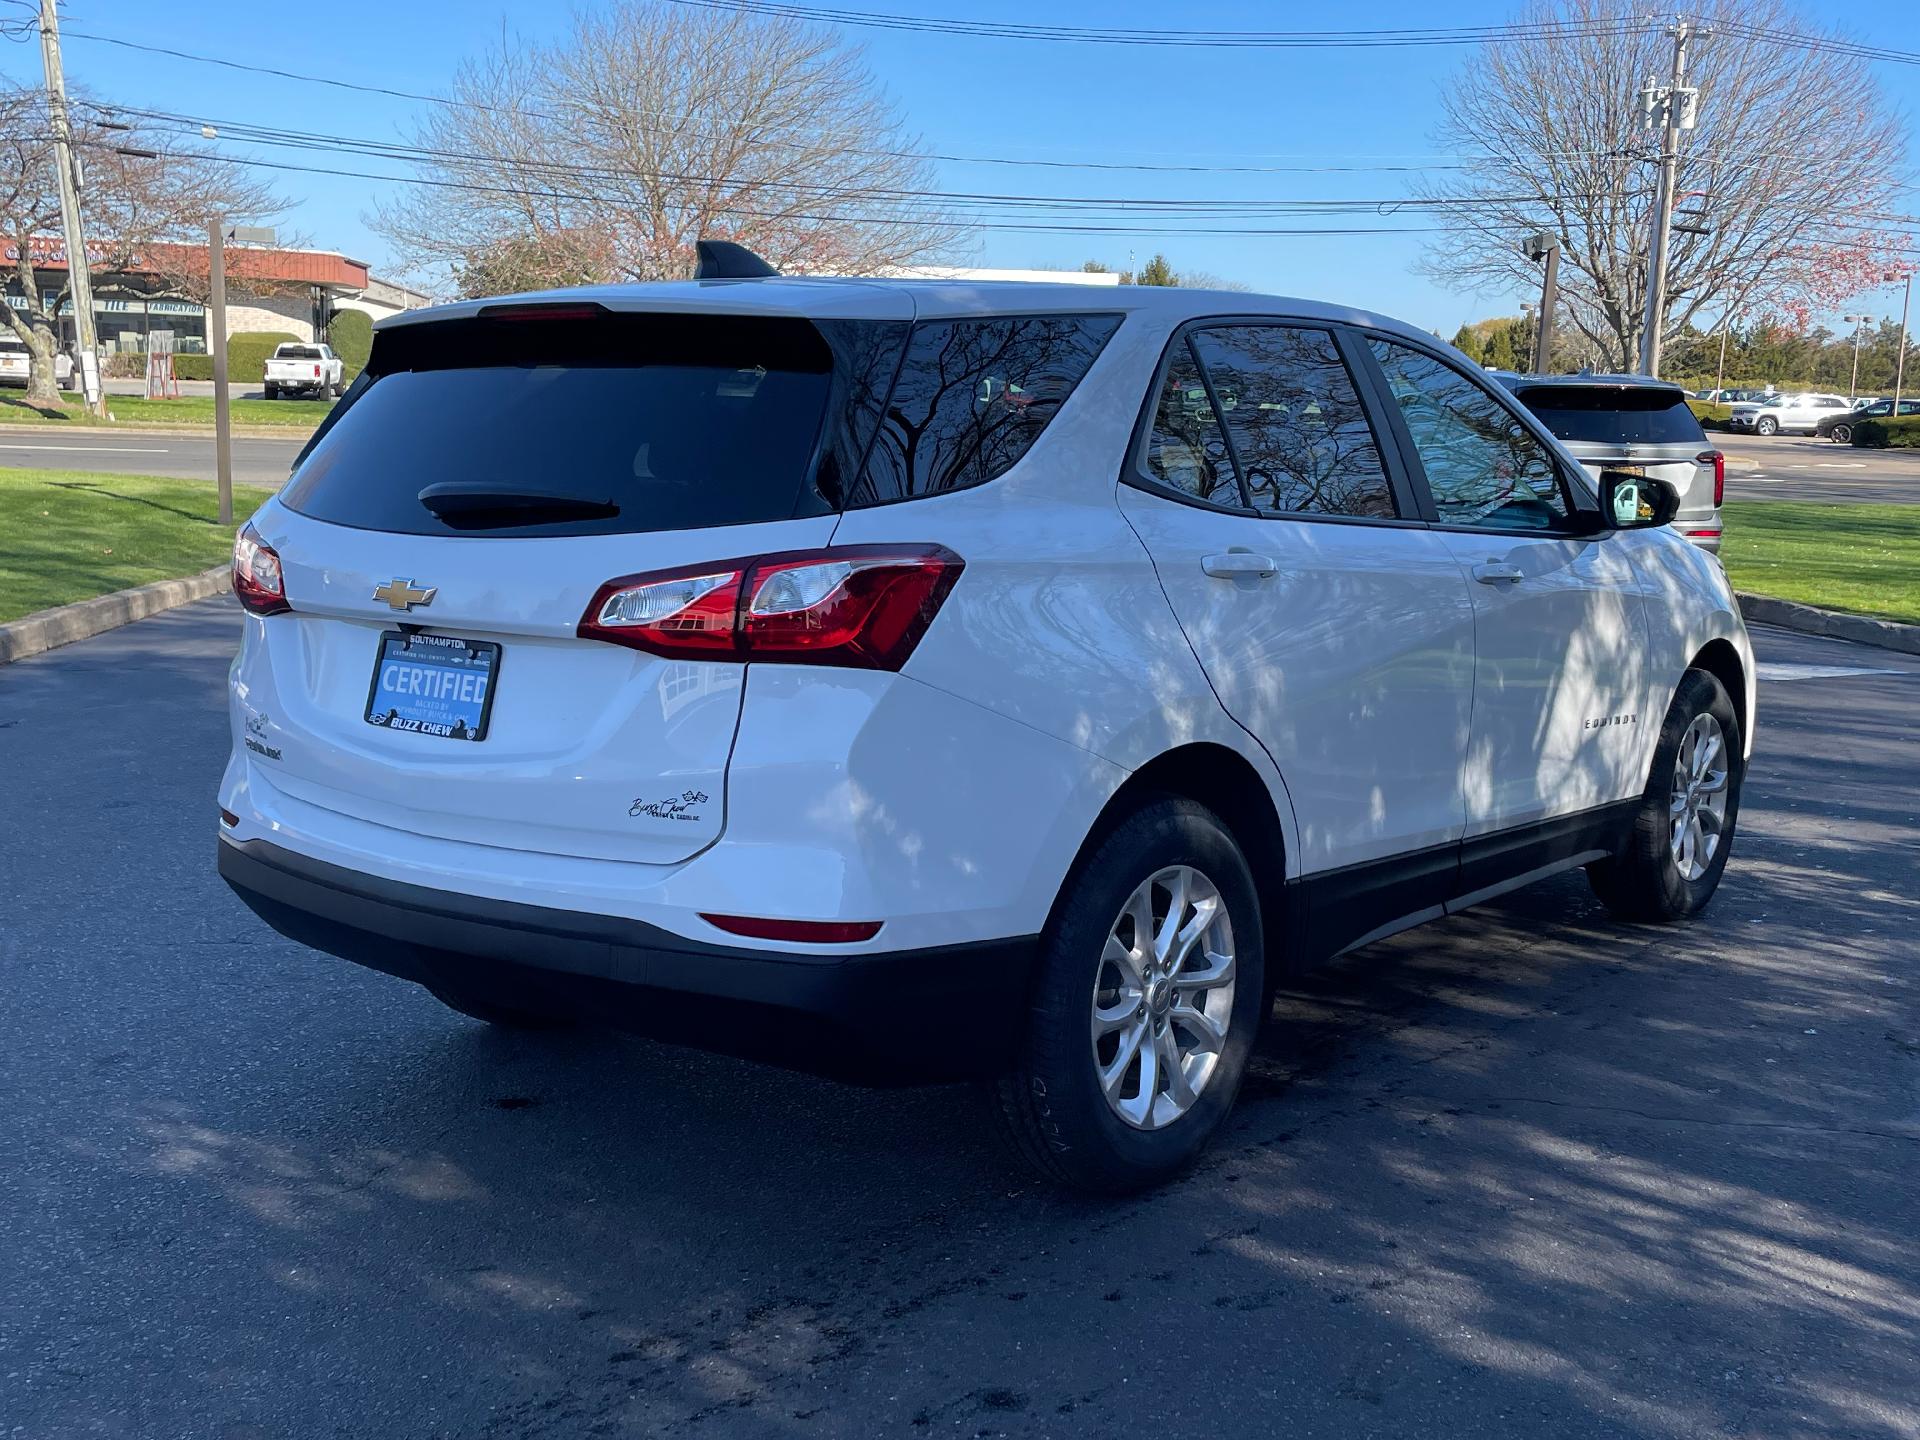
xmin=263 ymin=342 xmax=345 ymax=400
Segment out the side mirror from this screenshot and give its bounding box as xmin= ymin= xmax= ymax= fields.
xmin=1599 ymin=470 xmax=1680 ymax=530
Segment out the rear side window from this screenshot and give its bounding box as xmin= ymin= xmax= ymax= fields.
xmin=281 ymin=312 xmax=907 ymax=538
xmin=1144 ymin=342 xmax=1239 ymax=506
xmin=1187 ymin=325 xmax=1396 ymax=518
xmin=1515 ymin=386 xmax=1709 ymax=446
xmin=849 ymin=314 xmax=1120 ymax=507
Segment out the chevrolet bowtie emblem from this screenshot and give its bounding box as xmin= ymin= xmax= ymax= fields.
xmin=373 ymin=578 xmax=437 ymax=611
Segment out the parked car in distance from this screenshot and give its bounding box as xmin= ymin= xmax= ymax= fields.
xmin=1816 ymin=397 xmax=1920 ymax=442
xmin=1726 ymin=391 xmax=1849 ymax=435
xmin=264 ymin=342 xmax=345 ymax=400
xmin=1501 ymin=374 xmax=1724 ymax=552
xmin=0 ymin=333 xmax=28 ymax=387
xmin=218 ymin=264 xmax=1755 ymax=1193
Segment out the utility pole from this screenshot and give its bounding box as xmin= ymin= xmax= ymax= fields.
xmin=1714 ymin=317 xmax=1732 ymax=397
xmin=38 ymin=0 xmax=106 ymax=416
xmin=209 ymin=219 xmax=233 ymax=526
xmin=1523 ymin=232 xmax=1561 ymax=373
xmin=1638 ymin=17 xmax=1696 ymax=378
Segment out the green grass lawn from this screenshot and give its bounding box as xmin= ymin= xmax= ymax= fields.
xmin=0 ymin=468 xmax=274 ymax=623
xmin=1721 ymin=500 xmax=1920 ymax=626
xmin=0 ymin=391 xmax=329 ymax=429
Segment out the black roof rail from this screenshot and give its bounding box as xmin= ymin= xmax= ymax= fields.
xmin=694 ymin=239 xmax=779 ymax=280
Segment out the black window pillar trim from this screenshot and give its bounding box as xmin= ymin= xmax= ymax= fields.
xmin=1183 ymin=330 xmax=1254 ymax=510
xmin=1332 ymin=324 xmax=1433 ymax=524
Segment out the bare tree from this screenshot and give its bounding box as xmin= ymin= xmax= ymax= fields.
xmin=0 ymin=85 xmax=283 ymax=405
xmin=1418 ymin=0 xmax=1908 ymax=371
xmin=371 ymin=1 xmax=958 ymax=295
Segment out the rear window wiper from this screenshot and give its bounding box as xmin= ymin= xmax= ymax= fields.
xmin=417 ymin=482 xmax=620 ymax=529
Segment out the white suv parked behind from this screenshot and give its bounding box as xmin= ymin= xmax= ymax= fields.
xmin=219 ymin=259 xmax=1755 ymax=1192
xmin=1726 ymin=391 xmax=1850 ymax=435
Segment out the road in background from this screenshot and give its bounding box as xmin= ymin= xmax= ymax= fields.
xmin=2 ymin=601 xmax=1915 ymax=1438
xmin=1718 ymin=432 xmax=1920 ymax=504
xmin=0 ymin=429 xmax=302 ymax=487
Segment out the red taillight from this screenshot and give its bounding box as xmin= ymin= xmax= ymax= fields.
xmin=1700 ymin=450 xmax=1725 ymax=508
xmin=700 ymin=914 xmax=883 ymax=944
xmin=232 ymin=524 xmax=290 ymax=615
xmin=578 ymin=545 xmax=963 ymax=670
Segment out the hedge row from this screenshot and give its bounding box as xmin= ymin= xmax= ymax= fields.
xmin=1687 ymin=399 xmax=1733 ymax=431
xmin=168 ymin=332 xmax=300 ymax=383
xmin=1851 ymin=416 xmax=1920 ymax=448
xmin=325 ymin=309 xmax=372 ymax=381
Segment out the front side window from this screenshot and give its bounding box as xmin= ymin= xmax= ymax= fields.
xmin=1368 ymin=340 xmax=1570 ymax=530
xmin=850 ymin=314 xmax=1120 ymax=506
xmin=1188 ymin=325 xmax=1396 ymax=518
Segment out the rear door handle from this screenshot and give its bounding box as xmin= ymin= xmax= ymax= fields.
xmin=1472 ymin=561 xmax=1525 ymax=585
xmin=1202 ymin=551 xmax=1278 ymax=579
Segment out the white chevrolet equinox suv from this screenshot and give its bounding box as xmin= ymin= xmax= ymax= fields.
xmin=219 ymin=254 xmax=1754 ymax=1192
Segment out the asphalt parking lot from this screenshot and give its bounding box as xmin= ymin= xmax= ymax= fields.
xmin=3 ymin=601 xmax=1916 ymax=1439
xmin=1717 ymin=433 xmax=1920 ymax=504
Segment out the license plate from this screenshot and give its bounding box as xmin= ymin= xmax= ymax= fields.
xmin=364 ymin=631 xmax=500 ymax=742
xmin=1611 ymin=463 xmax=1646 ymax=476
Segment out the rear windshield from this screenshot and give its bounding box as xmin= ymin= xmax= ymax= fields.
xmin=1515 ymin=385 xmax=1707 ymax=445
xmin=277 ymin=345 xmax=324 ymax=359
xmin=281 ymin=306 xmax=1117 ymax=537
xmin=282 ymin=311 xmax=907 ymax=538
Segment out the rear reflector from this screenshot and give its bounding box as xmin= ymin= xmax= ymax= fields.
xmin=700 ymin=914 xmax=883 ymax=944
xmin=1699 ymin=450 xmax=1725 ymax=508
xmin=232 ymin=524 xmax=290 ymax=615
xmin=579 ymin=545 xmax=964 ymax=670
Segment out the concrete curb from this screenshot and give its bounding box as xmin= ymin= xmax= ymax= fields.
xmin=1737 ymin=591 xmax=1920 ymax=656
xmin=0 ymin=565 xmax=230 ymax=666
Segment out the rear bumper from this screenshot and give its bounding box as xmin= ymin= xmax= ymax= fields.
xmin=219 ymin=835 xmax=1037 ymax=1084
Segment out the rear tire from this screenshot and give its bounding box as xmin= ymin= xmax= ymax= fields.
xmin=991 ymin=796 xmax=1266 ymax=1194
xmin=1587 ymin=668 xmax=1742 ymax=922
xmin=264 ymin=383 xmax=279 ymax=400
xmin=428 ymin=986 xmax=571 ymax=1030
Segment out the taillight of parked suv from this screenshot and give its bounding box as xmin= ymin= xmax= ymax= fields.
xmin=232 ymin=524 xmax=290 ymax=615
xmin=579 ymin=545 xmax=964 ymax=670
xmin=1700 ymin=449 xmax=1725 ymax=508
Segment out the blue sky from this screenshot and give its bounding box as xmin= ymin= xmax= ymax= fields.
xmin=7 ymin=0 xmax=1917 ymax=332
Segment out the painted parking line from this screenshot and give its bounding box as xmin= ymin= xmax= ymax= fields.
xmin=1757 ymin=662 xmax=1914 ymax=682
xmin=0 ymin=443 xmax=170 ymax=453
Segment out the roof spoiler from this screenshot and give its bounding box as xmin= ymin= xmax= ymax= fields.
xmin=695 ymin=239 xmax=779 ymax=280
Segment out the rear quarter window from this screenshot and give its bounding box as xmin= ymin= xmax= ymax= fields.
xmin=1516 ymin=386 xmax=1707 ymax=446
xmin=849 ymin=313 xmax=1120 ymax=507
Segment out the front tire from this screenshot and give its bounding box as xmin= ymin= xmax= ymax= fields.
xmin=1832 ymin=422 xmax=1853 ymax=444
xmin=991 ymin=797 xmax=1266 ymax=1194
xmin=1755 ymin=415 xmax=1778 ymax=436
xmin=1588 ymin=668 xmax=1742 ymax=922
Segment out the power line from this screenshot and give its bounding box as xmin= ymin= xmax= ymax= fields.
xmin=661 ymin=2 xmax=1651 ymax=50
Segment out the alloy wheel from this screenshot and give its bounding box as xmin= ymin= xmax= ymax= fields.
xmin=1090 ymin=865 xmax=1236 ymax=1130
xmin=1670 ymin=712 xmax=1730 ymax=882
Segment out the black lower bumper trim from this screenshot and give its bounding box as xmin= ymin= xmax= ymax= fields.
xmin=219 ymin=837 xmax=1036 ymax=1085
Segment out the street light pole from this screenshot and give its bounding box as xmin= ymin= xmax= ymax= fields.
xmin=1894 ymin=270 xmax=1913 ymax=411
xmin=1639 ymin=17 xmax=1695 ymax=378
xmin=1842 ymin=315 xmax=1869 ymax=404
xmin=37 ymin=0 xmax=106 ymax=416
xmin=1715 ymin=318 xmax=1732 ymax=397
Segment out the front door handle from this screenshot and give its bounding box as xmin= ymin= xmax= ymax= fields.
xmin=1472 ymin=561 xmax=1525 ymax=585
xmin=1202 ymin=551 xmax=1278 ymax=579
